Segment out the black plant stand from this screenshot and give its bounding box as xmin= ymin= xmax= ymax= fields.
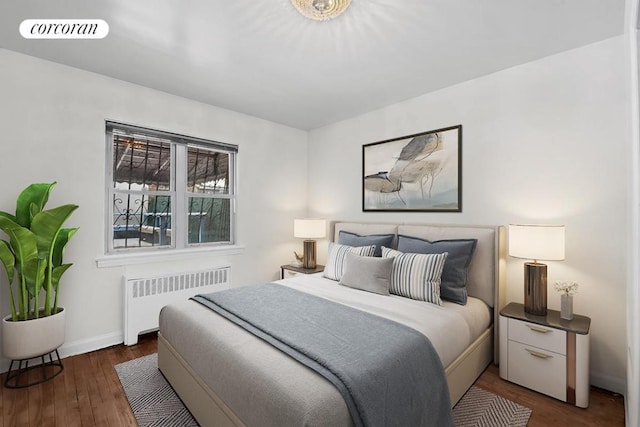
xmin=4 ymin=349 xmax=64 ymax=388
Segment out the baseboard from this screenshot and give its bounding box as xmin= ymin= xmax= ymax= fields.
xmin=0 ymin=331 xmax=124 ymax=374
xmin=591 ymin=370 xmax=626 ymax=395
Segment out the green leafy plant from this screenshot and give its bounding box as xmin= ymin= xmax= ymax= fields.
xmin=0 ymin=182 xmax=78 ymax=321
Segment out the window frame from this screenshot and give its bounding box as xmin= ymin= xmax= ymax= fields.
xmin=105 ymin=121 xmax=238 ymax=255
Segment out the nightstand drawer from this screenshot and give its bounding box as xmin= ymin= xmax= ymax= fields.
xmin=508 ymin=318 xmax=566 ymax=355
xmin=282 ymin=269 xmax=299 ymax=279
xmin=508 ymin=340 xmax=566 ymax=401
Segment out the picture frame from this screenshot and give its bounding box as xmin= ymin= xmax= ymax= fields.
xmin=362 ymin=125 xmax=462 ymax=212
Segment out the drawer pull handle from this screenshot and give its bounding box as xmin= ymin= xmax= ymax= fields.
xmin=526 ymin=349 xmax=553 ymax=359
xmin=527 ymin=325 xmax=550 ymax=334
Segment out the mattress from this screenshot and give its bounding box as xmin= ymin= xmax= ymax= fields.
xmin=159 ymin=275 xmax=491 ymax=426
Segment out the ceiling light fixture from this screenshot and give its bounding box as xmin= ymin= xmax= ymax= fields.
xmin=291 ymin=0 xmax=352 ymax=21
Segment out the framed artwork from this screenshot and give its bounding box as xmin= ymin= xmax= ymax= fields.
xmin=362 ymin=125 xmax=462 ymax=212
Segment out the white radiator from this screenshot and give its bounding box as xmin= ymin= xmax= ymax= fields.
xmin=124 ymin=266 xmax=231 ymax=345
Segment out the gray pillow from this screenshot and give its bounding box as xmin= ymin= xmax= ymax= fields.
xmin=397 ymin=235 xmax=477 ymax=305
xmin=338 ymin=231 xmax=394 ymax=257
xmin=339 ymin=252 xmax=392 ymax=295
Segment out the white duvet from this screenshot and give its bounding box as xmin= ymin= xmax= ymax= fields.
xmin=277 ymin=273 xmax=492 ymax=367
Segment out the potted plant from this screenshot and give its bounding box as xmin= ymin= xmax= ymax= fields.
xmin=0 ymin=182 xmax=78 ymax=374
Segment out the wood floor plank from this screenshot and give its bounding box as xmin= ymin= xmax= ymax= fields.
xmin=87 ymin=350 xmax=125 ymax=427
xmin=100 ymin=348 xmax=138 ymax=426
xmin=69 ymin=355 xmax=94 ymax=427
xmin=26 ymin=370 xmax=43 ymax=427
xmin=2 ymin=371 xmax=16 ymax=427
xmin=39 ymin=377 xmax=56 ymax=427
xmin=75 ymin=353 xmax=106 ymax=427
xmin=61 ymin=355 xmax=82 ymax=427
xmin=51 ymin=367 xmax=68 ymax=427
xmin=86 ymin=352 xmax=110 ymax=427
xmin=14 ymin=386 xmax=29 ymax=427
xmin=1 ymin=334 xmax=626 ymax=426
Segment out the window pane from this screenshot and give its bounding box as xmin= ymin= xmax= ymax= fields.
xmin=113 ymin=192 xmax=172 ymax=249
xmin=107 ymin=122 xmax=238 ymax=254
xmin=187 ymin=147 xmax=229 ymax=194
xmin=187 ymin=197 xmax=231 ymax=244
xmin=113 ymin=135 xmax=172 ymax=191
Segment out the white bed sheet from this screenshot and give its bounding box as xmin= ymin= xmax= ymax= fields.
xmin=277 ymin=273 xmax=492 ymax=367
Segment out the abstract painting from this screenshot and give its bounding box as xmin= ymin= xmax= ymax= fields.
xmin=362 ymin=125 xmax=462 ymax=212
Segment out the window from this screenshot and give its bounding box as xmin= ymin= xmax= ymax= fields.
xmin=106 ymin=122 xmax=237 ymax=254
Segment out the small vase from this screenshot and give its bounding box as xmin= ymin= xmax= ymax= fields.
xmin=560 ymin=294 xmax=573 ymax=320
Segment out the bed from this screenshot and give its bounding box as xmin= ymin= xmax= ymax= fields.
xmin=158 ymin=222 xmax=506 ymax=426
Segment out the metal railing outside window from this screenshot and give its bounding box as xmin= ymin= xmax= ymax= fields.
xmin=106 ymin=122 xmax=237 ymax=254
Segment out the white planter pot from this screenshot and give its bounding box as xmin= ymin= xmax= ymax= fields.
xmin=2 ymin=308 xmax=66 ymax=360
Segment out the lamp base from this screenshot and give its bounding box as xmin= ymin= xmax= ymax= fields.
xmin=524 ymin=262 xmax=547 ymax=316
xmin=302 ymin=240 xmax=317 ymax=269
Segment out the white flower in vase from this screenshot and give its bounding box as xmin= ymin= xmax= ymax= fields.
xmin=554 ymin=281 xmax=578 ymax=320
xmin=554 ymin=281 xmax=578 ymax=296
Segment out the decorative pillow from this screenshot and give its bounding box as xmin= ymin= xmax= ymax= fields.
xmin=323 ymin=242 xmax=376 ymax=281
xmin=397 ymin=235 xmax=477 ymax=305
xmin=381 ymin=246 xmax=447 ymax=305
xmin=338 ymin=231 xmax=395 ymax=257
xmin=339 ymin=253 xmax=392 ymax=295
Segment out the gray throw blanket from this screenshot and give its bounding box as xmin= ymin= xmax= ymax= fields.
xmin=192 ymin=283 xmax=453 ymax=427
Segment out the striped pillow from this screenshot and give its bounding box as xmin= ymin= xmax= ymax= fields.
xmin=323 ymin=242 xmax=376 ymax=281
xmin=382 ymin=246 xmax=448 ymax=305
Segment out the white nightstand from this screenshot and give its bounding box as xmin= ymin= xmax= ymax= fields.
xmin=280 ymin=264 xmax=325 ymax=280
xmin=499 ymin=302 xmax=590 ymax=408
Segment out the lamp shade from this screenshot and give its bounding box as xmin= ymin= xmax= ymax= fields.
xmin=294 ymin=219 xmax=326 ymax=239
xmin=508 ymin=224 xmax=565 ymax=261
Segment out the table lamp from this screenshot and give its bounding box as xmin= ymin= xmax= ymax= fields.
xmin=294 ymin=219 xmax=326 ymax=269
xmin=508 ymin=224 xmax=565 ymax=316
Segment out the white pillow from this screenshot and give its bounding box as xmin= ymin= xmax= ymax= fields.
xmin=381 ymin=246 xmax=448 ymax=305
xmin=323 ymin=242 xmax=376 ymax=281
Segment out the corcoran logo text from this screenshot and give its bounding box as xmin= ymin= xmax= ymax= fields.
xmin=20 ymin=19 xmax=109 ymax=39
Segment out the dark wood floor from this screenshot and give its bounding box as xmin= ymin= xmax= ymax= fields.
xmin=0 ymin=334 xmax=625 ymax=426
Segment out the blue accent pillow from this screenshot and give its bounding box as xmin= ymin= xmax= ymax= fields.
xmin=397 ymin=235 xmax=477 ymax=305
xmin=338 ymin=231 xmax=394 ymax=257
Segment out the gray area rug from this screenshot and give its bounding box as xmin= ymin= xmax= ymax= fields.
xmin=115 ymin=354 xmax=197 ymax=426
xmin=453 ymin=386 xmax=532 ymax=427
xmin=116 ymin=353 xmax=531 ymax=427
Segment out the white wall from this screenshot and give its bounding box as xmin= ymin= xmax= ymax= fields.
xmin=307 ymin=36 xmax=629 ymax=393
xmin=0 ymin=49 xmax=308 ymax=368
xmin=625 ymin=0 xmax=640 ymax=422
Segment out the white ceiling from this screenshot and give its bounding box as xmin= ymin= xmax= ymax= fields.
xmin=0 ymin=0 xmax=625 ymax=130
